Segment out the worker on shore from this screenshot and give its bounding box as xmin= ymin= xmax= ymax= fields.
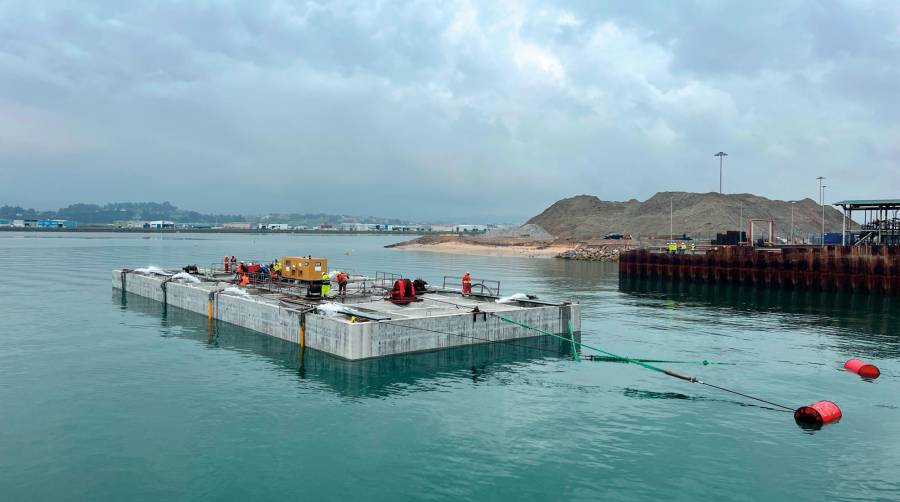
xmin=230 ymin=256 xmax=237 ymax=271
xmin=337 ymin=271 xmax=348 ymax=296
xmin=462 ymin=272 xmax=472 ymax=295
xmin=273 ymin=258 xmax=281 ymax=276
xmin=668 ymin=242 xmax=676 ymax=254
xmin=677 ymin=241 xmax=686 ymax=254
xmin=224 ymin=256 xmax=230 ymax=273
xmin=239 ymin=273 xmax=250 ymax=286
xmin=690 ymin=243 xmax=696 ymax=253
xmin=321 ymin=272 xmax=331 ymax=298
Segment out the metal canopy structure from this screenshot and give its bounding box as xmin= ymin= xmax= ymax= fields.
xmin=833 ymin=199 xmax=900 ymax=208
xmin=833 ymin=199 xmax=900 ymax=246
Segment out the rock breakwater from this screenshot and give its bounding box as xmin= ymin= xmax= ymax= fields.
xmin=555 ymin=245 xmax=622 ymax=262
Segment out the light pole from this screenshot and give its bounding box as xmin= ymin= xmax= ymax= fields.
xmin=715 ymin=152 xmax=728 ymax=193
xmin=822 ymin=185 xmax=827 ymax=243
xmin=670 ymin=196 xmax=674 ymax=243
xmin=817 ymin=176 xmax=826 ymax=245
xmin=790 ymin=201 xmax=795 ymax=244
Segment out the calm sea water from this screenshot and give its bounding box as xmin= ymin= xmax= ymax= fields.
xmin=1 ymin=232 xmax=898 ymax=501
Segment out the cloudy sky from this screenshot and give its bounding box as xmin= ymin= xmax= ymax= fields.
xmin=1 ymin=0 xmax=898 ymax=222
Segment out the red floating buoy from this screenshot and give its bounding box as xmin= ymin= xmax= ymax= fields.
xmin=794 ymin=400 xmax=842 ymax=426
xmin=844 ymin=358 xmax=880 ymax=379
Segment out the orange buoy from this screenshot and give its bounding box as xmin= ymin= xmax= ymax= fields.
xmin=794 ymin=400 xmax=842 ymax=426
xmin=844 ymin=358 xmax=880 ymax=379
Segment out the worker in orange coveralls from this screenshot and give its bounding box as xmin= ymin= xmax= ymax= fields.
xmin=462 ymin=272 xmax=472 ymax=295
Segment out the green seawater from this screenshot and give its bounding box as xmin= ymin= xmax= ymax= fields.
xmin=1 ymin=232 xmax=899 ymax=501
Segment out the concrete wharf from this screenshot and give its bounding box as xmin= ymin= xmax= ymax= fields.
xmin=619 ymin=245 xmax=900 ymax=295
xmin=112 ymin=268 xmax=581 ymax=360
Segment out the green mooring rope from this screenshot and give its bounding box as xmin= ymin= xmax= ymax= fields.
xmin=581 ymin=355 xmax=730 ymax=365
xmin=494 ymin=314 xmax=677 ymax=375
xmin=494 ymin=314 xmax=794 ymax=411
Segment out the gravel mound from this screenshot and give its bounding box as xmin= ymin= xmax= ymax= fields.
xmin=484 ymin=223 xmax=554 ymax=240
xmin=527 ymin=192 xmax=849 ymax=240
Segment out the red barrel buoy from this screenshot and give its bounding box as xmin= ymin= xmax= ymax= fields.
xmin=844 ymin=358 xmax=880 ymax=379
xmin=794 ymin=400 xmax=842 ymax=426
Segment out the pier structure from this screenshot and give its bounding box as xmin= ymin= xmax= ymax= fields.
xmin=619 ymin=245 xmax=900 ymax=295
xmin=834 ymin=199 xmax=900 ymax=246
xmin=113 ymin=268 xmax=580 ymax=360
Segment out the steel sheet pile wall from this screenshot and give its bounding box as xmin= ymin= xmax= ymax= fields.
xmin=619 ymin=246 xmax=900 ymax=295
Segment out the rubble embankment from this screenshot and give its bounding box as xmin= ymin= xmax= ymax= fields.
xmin=555 ymin=245 xmax=622 ymax=262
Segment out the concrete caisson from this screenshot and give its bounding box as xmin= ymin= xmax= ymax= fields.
xmin=113 ymin=269 xmax=581 ymax=361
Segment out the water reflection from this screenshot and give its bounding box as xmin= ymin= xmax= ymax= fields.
xmin=115 ymin=292 xmax=576 ymax=399
xmin=619 ymin=276 xmax=900 ymax=359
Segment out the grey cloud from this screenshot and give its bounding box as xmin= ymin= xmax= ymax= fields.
xmin=0 ymin=0 xmax=898 ymax=222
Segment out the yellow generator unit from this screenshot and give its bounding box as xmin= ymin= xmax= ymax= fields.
xmin=281 ymin=257 xmax=328 ymax=282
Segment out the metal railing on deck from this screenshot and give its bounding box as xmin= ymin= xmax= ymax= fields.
xmin=375 ymin=271 xmax=403 ymax=291
xmin=195 ymin=265 xmax=506 ymax=303
xmin=200 ymin=264 xmax=386 ymax=304
xmin=206 ymin=259 xmax=269 ymax=276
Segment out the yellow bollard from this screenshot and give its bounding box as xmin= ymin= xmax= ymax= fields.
xmin=298 ymin=314 xmax=307 ymax=372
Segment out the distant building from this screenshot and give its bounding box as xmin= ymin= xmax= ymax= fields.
xmin=318 ymin=224 xmax=336 ymax=231
xmin=145 ymin=220 xmax=175 ymax=229
xmin=338 ymin=223 xmax=375 ymax=232
xmin=423 ymin=224 xmax=488 ymax=233
xmin=260 ymin=223 xmax=291 ymax=230
xmin=37 ymin=219 xmax=77 ymax=229
xmin=454 ymin=224 xmax=488 ymax=233
xmin=0 ymin=218 xmax=10 ymax=227
xmin=12 ymin=219 xmax=38 ymax=228
xmin=223 ymin=222 xmax=254 ymax=230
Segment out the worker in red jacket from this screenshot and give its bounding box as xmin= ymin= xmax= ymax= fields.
xmin=337 ymin=271 xmax=349 ymax=295
xmin=224 ymin=256 xmax=230 ymax=272
xmin=462 ymin=272 xmax=472 ymax=295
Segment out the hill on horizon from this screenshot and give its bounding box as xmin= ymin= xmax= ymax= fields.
xmin=526 ymin=192 xmax=849 ymax=241
xmin=0 ymin=202 xmax=409 ymax=226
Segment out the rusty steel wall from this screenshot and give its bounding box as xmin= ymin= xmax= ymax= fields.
xmin=618 ymin=246 xmax=900 ymax=295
